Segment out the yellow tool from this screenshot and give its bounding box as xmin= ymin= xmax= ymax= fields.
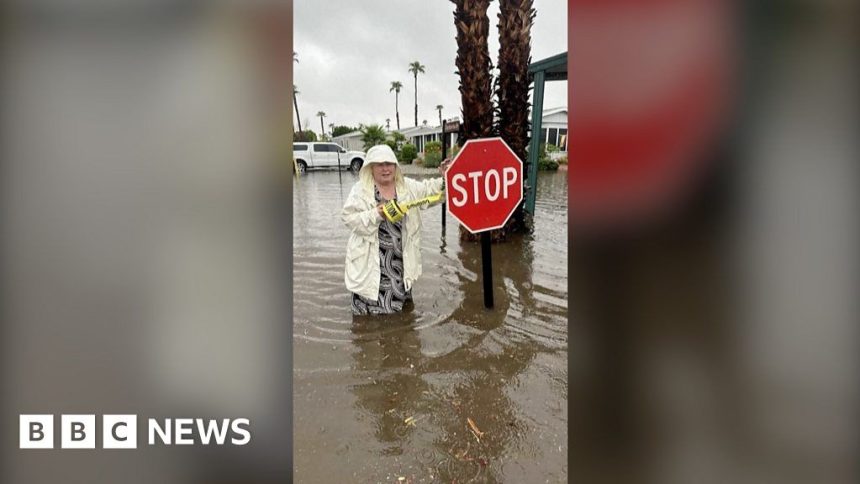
xmin=381 ymin=192 xmax=444 ymax=223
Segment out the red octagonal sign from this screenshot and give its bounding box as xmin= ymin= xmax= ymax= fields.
xmin=445 ymin=137 xmax=523 ymax=233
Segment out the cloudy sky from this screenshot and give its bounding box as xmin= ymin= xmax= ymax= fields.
xmin=294 ymin=0 xmax=567 ymax=133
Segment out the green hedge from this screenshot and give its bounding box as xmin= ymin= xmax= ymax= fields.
xmin=384 ymin=140 xmax=399 ymax=157
xmin=423 ymin=141 xmax=442 ymax=168
xmin=537 ymin=143 xmax=559 ymax=171
xmin=399 ymin=143 xmax=417 ymax=164
xmin=538 ymin=157 xmax=559 ymax=171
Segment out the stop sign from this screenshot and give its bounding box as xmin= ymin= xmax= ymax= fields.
xmin=445 ymin=137 xmax=523 ymax=233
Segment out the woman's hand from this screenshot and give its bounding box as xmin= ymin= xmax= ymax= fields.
xmin=438 ymin=158 xmax=452 ymax=175
xmin=376 ymin=203 xmax=385 ymax=219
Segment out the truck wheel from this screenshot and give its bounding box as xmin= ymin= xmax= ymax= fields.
xmin=350 ymin=159 xmax=363 ymax=172
xmin=295 ymin=160 xmax=307 ymax=174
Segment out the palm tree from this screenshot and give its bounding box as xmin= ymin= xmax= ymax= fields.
xmin=359 ymin=124 xmax=388 ymax=150
xmin=385 ymin=118 xmax=391 ymax=130
xmin=453 ymin=0 xmax=494 ymax=241
xmin=496 ymin=0 xmax=535 ymax=231
xmin=436 ymin=105 xmax=444 ymax=127
xmin=317 ymin=111 xmax=326 ymax=138
xmin=293 ymin=85 xmax=304 ymax=140
xmin=452 ymin=0 xmax=494 ymax=142
xmin=293 ymin=52 xmax=303 ymax=140
xmin=389 ymin=81 xmax=403 ymax=130
xmin=408 ymin=61 xmax=426 ymax=127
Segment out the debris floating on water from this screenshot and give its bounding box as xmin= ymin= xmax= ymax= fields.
xmin=467 ymin=417 xmax=485 ymax=438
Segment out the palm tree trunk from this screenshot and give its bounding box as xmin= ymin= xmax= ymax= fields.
xmin=293 ymin=93 xmax=303 ymax=140
xmin=396 ymin=93 xmax=400 ymax=130
xmin=496 ymin=0 xmax=535 ymax=232
xmin=453 ymin=0 xmax=496 ymax=241
xmin=413 ymin=74 xmax=418 ymax=127
xmin=319 ymin=117 xmax=324 ymax=137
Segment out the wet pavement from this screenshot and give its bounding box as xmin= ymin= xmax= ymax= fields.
xmin=293 ymin=167 xmax=568 ymax=482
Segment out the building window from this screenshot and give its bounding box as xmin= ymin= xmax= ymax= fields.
xmin=558 ymin=129 xmax=568 ymax=151
xmin=540 ymin=128 xmax=547 ymax=146
xmin=548 ymin=128 xmax=558 ymax=147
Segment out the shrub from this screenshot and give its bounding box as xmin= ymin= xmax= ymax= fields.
xmin=538 ymin=157 xmax=559 ymax=171
xmin=423 ymin=141 xmax=443 ymax=168
xmin=331 ymin=125 xmax=357 ymax=137
xmin=425 ymin=140 xmax=442 ymax=152
xmin=384 ymin=139 xmax=399 ymax=157
xmin=400 ymin=143 xmax=417 ymax=164
xmin=391 ymin=131 xmax=407 ymax=150
xmin=537 ymin=142 xmax=559 ymax=170
xmin=294 ymin=130 xmax=317 ymax=142
xmin=447 ymin=143 xmax=461 ymax=159
xmin=424 ymin=152 xmax=443 ymax=168
xmin=556 ymin=155 xmax=568 ymax=165
xmin=546 ymin=143 xmax=560 ymax=153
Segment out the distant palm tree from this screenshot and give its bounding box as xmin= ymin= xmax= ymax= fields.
xmin=293 ymin=85 xmax=303 ymax=140
xmin=385 ymin=118 xmax=391 ymax=130
xmin=422 ymin=120 xmax=428 ymax=126
xmin=436 ymin=104 xmax=444 ymax=127
xmin=317 ymin=111 xmax=326 ymax=137
xmin=293 ymin=52 xmax=303 ymax=139
xmin=389 ymin=81 xmax=403 ymax=130
xmin=408 ymin=61 xmax=426 ymax=127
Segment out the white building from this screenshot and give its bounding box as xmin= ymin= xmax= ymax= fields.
xmin=332 ymin=124 xmax=455 ymax=154
xmin=537 ymin=106 xmax=568 ymax=152
xmin=333 ymin=106 xmax=567 ymax=155
xmin=404 ymin=107 xmax=567 ymax=155
xmin=399 ymin=124 xmax=455 ymax=154
xmin=331 ymin=130 xmax=364 ymax=151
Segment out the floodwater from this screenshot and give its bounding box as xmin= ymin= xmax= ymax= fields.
xmin=293 ymin=167 xmax=568 ymax=483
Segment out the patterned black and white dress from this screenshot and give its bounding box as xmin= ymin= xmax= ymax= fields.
xmin=351 ymin=187 xmax=412 ymax=315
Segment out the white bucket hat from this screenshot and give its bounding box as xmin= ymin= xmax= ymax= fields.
xmin=365 ymin=144 xmax=399 ymax=165
xmin=359 ymin=144 xmax=402 ymax=187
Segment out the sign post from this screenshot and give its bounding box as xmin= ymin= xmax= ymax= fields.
xmin=444 ymin=137 xmax=524 ymax=309
xmin=481 ymin=232 xmax=493 ymax=308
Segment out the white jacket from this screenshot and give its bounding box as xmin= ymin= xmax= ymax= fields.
xmin=342 ymin=174 xmax=444 ymax=300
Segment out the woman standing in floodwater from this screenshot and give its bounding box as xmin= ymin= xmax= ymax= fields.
xmin=341 ymin=144 xmax=449 ymax=315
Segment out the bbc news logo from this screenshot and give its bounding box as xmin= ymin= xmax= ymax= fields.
xmin=20 ymin=415 xmax=251 ymax=449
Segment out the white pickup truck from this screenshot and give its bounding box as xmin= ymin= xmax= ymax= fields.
xmin=292 ymin=142 xmax=365 ymax=173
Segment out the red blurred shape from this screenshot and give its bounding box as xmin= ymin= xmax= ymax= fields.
xmin=570 ymin=0 xmax=735 ymax=228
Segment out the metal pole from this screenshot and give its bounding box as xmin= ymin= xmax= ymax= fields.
xmin=526 ymin=70 xmax=546 ymax=215
xmin=441 ymin=120 xmax=447 ymax=229
xmin=481 ymin=231 xmax=493 ymax=308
